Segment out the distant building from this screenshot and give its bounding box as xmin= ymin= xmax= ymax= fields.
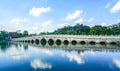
xmin=9 ymin=32 xmax=16 ymax=38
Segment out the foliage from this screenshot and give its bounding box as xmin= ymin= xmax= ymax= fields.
xmin=0 ymin=30 xmax=29 ymax=41
xmin=0 ymin=31 xmax=8 ymax=41
xmin=23 ymin=30 xmax=28 ymax=36
xmin=42 ymin=23 xmax=120 ymax=35
xmin=14 ymin=30 xmax=29 ymax=38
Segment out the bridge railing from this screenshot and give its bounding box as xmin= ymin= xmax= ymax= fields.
xmin=12 ymin=35 xmax=120 ymax=40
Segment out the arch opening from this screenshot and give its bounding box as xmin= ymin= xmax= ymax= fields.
xmin=110 ymin=42 xmax=117 ymax=45
xmin=89 ymin=41 xmax=96 ymax=45
xmin=80 ymin=41 xmax=86 ymax=45
xmin=71 ymin=40 xmax=77 ymax=45
xmin=63 ymin=40 xmax=69 ymax=45
xmin=35 ymin=39 xmax=39 ymax=45
xmin=56 ymin=39 xmax=61 ymax=45
xmin=99 ymin=41 xmax=106 ymax=45
xmin=31 ymin=40 xmax=34 ymax=44
xmin=25 ymin=40 xmax=27 ymax=43
xmin=28 ymin=40 xmax=30 ymax=43
xmin=41 ymin=38 xmax=47 ymax=46
xmin=48 ymin=39 xmax=54 ymax=46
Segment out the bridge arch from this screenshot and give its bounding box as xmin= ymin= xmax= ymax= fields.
xmin=109 ymin=42 xmax=117 ymax=45
xmin=99 ymin=41 xmax=106 ymax=45
xmin=41 ymin=38 xmax=47 ymax=46
xmin=48 ymin=39 xmax=54 ymax=46
xmin=56 ymin=39 xmax=61 ymax=45
xmin=31 ymin=40 xmax=34 ymax=44
xmin=35 ymin=39 xmax=39 ymax=45
xmin=89 ymin=41 xmax=96 ymax=45
xmin=28 ymin=40 xmax=30 ymax=43
xmin=25 ymin=40 xmax=27 ymax=43
xmin=71 ymin=40 xmax=77 ymax=45
xmin=80 ymin=41 xmax=86 ymax=45
xmin=63 ymin=40 xmax=69 ymax=45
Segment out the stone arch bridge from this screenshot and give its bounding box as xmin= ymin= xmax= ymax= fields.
xmin=12 ymin=35 xmax=120 ymax=46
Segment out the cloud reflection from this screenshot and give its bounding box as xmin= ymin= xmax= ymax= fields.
xmin=62 ymin=51 xmax=84 ymax=64
xmin=10 ymin=51 xmax=29 ymax=60
xmin=31 ymin=59 xmax=52 ymax=70
xmin=66 ymin=53 xmax=84 ymax=64
xmin=113 ymin=58 xmax=120 ymax=68
xmin=33 ymin=48 xmax=53 ymax=56
xmin=42 ymin=49 xmax=53 ymax=56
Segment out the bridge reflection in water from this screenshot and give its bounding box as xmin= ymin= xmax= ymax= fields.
xmin=13 ymin=41 xmax=120 ymax=49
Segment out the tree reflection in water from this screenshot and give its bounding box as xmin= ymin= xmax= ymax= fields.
xmin=0 ymin=42 xmax=10 ymax=52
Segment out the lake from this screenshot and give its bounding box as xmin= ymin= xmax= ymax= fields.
xmin=0 ymin=42 xmax=120 ymax=71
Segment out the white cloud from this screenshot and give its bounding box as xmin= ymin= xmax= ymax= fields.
xmin=113 ymin=58 xmax=120 ymax=68
xmin=100 ymin=22 xmax=107 ymax=26
xmin=110 ymin=0 xmax=120 ymax=13
xmin=30 ymin=7 xmax=51 ymax=16
xmin=75 ymin=17 xmax=94 ymax=24
xmin=28 ymin=23 xmax=40 ymax=34
xmin=63 ymin=10 xmax=83 ymax=21
xmin=31 ymin=59 xmax=52 ymax=70
xmin=10 ymin=18 xmax=28 ymax=25
xmin=31 ymin=26 xmax=39 ymax=31
xmin=41 ymin=20 xmax=52 ymax=27
xmin=57 ymin=23 xmax=68 ymax=28
xmin=28 ymin=20 xmax=53 ymax=34
xmin=100 ymin=22 xmax=111 ymax=26
xmin=88 ymin=18 xmax=94 ymax=23
xmin=117 ymin=19 xmax=120 ymax=22
xmin=105 ymin=2 xmax=111 ymax=8
xmin=75 ymin=18 xmax=84 ymax=24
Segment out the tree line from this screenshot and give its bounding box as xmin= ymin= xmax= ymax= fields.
xmin=0 ymin=30 xmax=28 ymax=42
xmin=40 ymin=22 xmax=120 ymax=35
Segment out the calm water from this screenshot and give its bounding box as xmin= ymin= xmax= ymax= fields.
xmin=0 ymin=42 xmax=120 ymax=71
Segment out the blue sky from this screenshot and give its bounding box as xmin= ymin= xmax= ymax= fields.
xmin=0 ymin=0 xmax=120 ymax=34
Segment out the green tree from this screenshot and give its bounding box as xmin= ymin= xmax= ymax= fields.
xmin=23 ymin=30 xmax=28 ymax=36
xmin=0 ymin=31 xmax=8 ymax=41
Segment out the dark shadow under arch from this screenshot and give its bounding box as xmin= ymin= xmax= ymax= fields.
xmin=35 ymin=39 xmax=39 ymax=45
xmin=89 ymin=41 xmax=96 ymax=45
xmin=41 ymin=38 xmax=47 ymax=46
xmin=28 ymin=40 xmax=30 ymax=43
xmin=25 ymin=40 xmax=27 ymax=43
xmin=56 ymin=39 xmax=61 ymax=45
xmin=80 ymin=41 xmax=86 ymax=45
xmin=110 ymin=42 xmax=117 ymax=45
xmin=64 ymin=40 xmax=69 ymax=45
xmin=71 ymin=40 xmax=77 ymax=45
xmin=48 ymin=39 xmax=54 ymax=46
xmin=99 ymin=41 xmax=106 ymax=45
xmin=31 ymin=40 xmax=34 ymax=44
